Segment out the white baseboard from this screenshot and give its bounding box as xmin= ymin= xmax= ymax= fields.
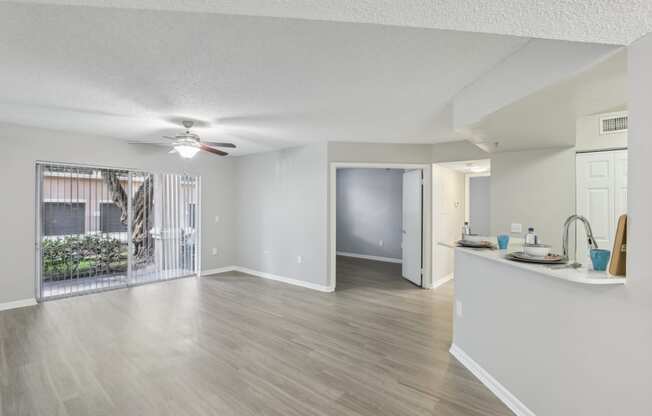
xmin=234 ymin=266 xmax=335 ymax=293
xmin=336 ymin=251 xmax=402 ymax=264
xmin=202 ymin=265 xmax=334 ymax=292
xmin=431 ymin=273 xmax=453 ymax=290
xmin=0 ymin=298 xmax=37 ymax=312
xmin=200 ymin=266 xmax=237 ymax=276
xmin=449 ymin=344 xmax=535 ymax=416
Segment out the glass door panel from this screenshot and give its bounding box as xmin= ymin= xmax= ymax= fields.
xmin=37 ymin=163 xmax=200 ymax=300
xmin=37 ymin=164 xmax=130 ymax=299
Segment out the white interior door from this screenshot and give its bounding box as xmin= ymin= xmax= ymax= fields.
xmin=576 ymin=150 xmax=627 ymax=263
xmin=402 ymin=169 xmax=422 ymax=286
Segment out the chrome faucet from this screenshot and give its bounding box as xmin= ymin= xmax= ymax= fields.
xmin=562 ymin=214 xmax=599 ymax=265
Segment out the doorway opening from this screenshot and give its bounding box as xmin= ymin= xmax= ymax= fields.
xmin=329 ymin=163 xmax=431 ymax=291
xmin=35 ymin=162 xmax=200 ymax=300
xmin=432 ymin=159 xmax=490 ymax=286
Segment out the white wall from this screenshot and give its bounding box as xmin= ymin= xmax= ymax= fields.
xmin=328 ymin=142 xmax=434 ymax=164
xmin=628 ymin=33 xmax=652 ymax=298
xmin=235 ymin=143 xmax=329 ymax=288
xmin=0 ymin=128 xmax=598 ymax=305
xmin=336 ymin=168 xmax=403 ymax=260
xmin=452 ymin=32 xmax=652 ymax=416
xmin=624 ymin=33 xmax=652 ymax=410
xmin=432 ymin=165 xmax=465 ymax=282
xmin=576 ymin=111 xmax=628 ymax=152
xmin=490 ymin=148 xmax=576 ymax=252
xmin=432 ymin=141 xmax=489 ymax=163
xmin=0 ymin=123 xmax=236 ymax=304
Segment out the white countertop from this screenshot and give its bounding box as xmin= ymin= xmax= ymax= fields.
xmin=439 ymin=241 xmax=626 ymax=285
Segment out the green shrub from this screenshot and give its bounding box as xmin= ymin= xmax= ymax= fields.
xmin=42 ymin=235 xmax=127 ymax=280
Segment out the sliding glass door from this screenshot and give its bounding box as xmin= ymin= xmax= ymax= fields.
xmin=36 ymin=163 xmax=200 ymax=300
xmin=130 ymin=172 xmax=200 ymax=285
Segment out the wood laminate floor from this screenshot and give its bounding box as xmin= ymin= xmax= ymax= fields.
xmin=0 ymin=256 xmax=512 ymax=416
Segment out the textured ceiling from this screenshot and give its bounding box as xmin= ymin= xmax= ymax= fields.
xmin=5 ymin=0 xmax=652 ymax=45
xmin=468 ymin=49 xmax=627 ymax=151
xmin=0 ymin=2 xmax=630 ymax=155
xmin=0 ymin=2 xmax=532 ymax=154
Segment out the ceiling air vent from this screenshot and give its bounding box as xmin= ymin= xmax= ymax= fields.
xmin=599 ymin=112 xmax=628 ymax=135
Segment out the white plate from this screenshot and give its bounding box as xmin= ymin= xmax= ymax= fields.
xmin=464 ymin=234 xmax=486 ymax=243
xmin=507 ymin=251 xmax=565 ymax=264
xmin=458 ymin=240 xmax=495 ymax=249
xmin=524 ymin=244 xmax=552 ymax=257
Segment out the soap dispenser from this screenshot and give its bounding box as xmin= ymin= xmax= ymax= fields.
xmin=525 ymin=227 xmax=538 ymax=245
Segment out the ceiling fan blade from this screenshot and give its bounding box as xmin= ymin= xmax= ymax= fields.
xmin=203 ymin=141 xmax=236 ymax=148
xmin=162 ymin=136 xmax=177 ymax=140
xmin=199 ymin=143 xmax=228 ymax=156
xmin=168 ymin=148 xmax=177 ymax=154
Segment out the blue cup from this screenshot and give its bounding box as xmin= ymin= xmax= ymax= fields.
xmin=590 ymin=249 xmax=611 ymax=271
xmin=497 ymin=234 xmax=510 ymax=250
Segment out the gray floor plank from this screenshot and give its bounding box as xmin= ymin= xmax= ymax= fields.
xmin=0 ymin=256 xmax=512 ymax=416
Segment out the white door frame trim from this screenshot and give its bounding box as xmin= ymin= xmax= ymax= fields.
xmin=329 ymin=162 xmax=433 ymax=291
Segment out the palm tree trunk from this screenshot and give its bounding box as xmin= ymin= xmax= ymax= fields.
xmin=103 ymin=171 xmax=154 ymax=262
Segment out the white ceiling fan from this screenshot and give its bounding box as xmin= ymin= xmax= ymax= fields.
xmin=129 ymin=120 xmax=236 ymax=158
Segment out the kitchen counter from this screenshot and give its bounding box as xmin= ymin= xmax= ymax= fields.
xmin=439 ymin=241 xmax=625 ymax=285
xmin=449 ymin=239 xmax=629 ymax=415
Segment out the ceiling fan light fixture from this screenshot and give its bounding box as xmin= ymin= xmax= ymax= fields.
xmin=175 ymin=144 xmax=200 ymax=158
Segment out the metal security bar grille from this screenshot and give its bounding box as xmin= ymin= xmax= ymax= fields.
xmin=36 ymin=163 xmax=200 ymax=300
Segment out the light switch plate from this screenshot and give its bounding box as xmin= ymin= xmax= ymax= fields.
xmin=456 ymin=300 xmax=463 ymax=318
xmin=212 ymin=248 xmax=218 ymax=256
xmin=296 ymin=256 xmax=303 ymax=264
xmin=215 ymin=215 xmax=220 ymax=223
xmin=511 ymin=223 xmax=522 ymax=233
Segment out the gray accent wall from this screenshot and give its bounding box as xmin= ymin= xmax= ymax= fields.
xmin=0 ymin=123 xmax=237 ymax=304
xmin=336 ymin=168 xmax=403 ymax=260
xmin=235 ymin=143 xmax=329 ymax=287
xmin=468 ymin=176 xmax=491 ymax=236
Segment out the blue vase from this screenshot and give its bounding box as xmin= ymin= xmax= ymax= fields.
xmin=590 ymin=249 xmax=611 ymax=271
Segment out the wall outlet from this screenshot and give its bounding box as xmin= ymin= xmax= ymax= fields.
xmin=511 ymin=223 xmax=522 ymax=233
xmin=378 ymin=240 xmax=384 ymax=247
xmin=456 ymin=300 xmax=463 ymax=318
xmin=212 ymin=248 xmax=218 ymax=256
xmin=215 ymin=215 xmax=220 ymax=223
xmin=296 ymin=255 xmax=303 ymax=264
